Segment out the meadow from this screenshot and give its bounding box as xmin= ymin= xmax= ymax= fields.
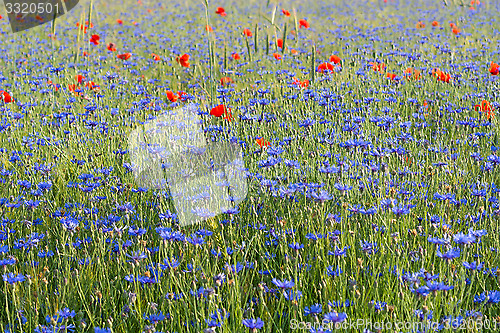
xmin=1 ymin=0 xmax=500 ymax=331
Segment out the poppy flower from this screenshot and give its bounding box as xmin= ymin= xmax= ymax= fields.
xmin=292 ymin=77 xmax=309 ymax=88
xmin=178 ymin=91 xmax=188 ymax=102
xmin=386 ymin=73 xmax=397 ymax=80
xmin=282 ymin=9 xmax=291 ymax=16
xmin=243 ymin=28 xmax=252 ymax=37
xmin=76 ymin=74 xmax=85 ymax=84
xmin=107 ymin=43 xmax=117 ymax=52
xmin=277 ymin=38 xmax=283 ymax=49
xmin=90 ymin=34 xmax=100 ymax=45
xmin=220 ymin=77 xmax=234 ymax=86
xmin=256 ymin=138 xmax=270 ymax=148
xmin=369 ymin=62 xmax=385 ymax=72
xmin=85 ymin=81 xmax=99 ymax=91
xmin=0 ymin=91 xmax=13 ymax=103
xmin=210 ymin=104 xmax=232 ymax=121
xmin=117 ymin=53 xmax=132 ymax=60
xmin=404 ymin=68 xmax=421 ymax=80
xmin=291 ymin=49 xmax=298 ymax=55
xmin=432 ymin=21 xmax=440 ymax=27
xmin=151 ymin=53 xmax=161 ymax=61
xmin=475 ymin=100 xmax=494 ymax=120
xmin=299 ymin=19 xmax=310 ymax=29
xmin=416 ymin=21 xmax=425 ymax=29
xmin=205 ymin=25 xmax=213 ymax=32
xmin=273 ymin=53 xmax=282 ymax=60
xmin=432 ymin=68 xmax=451 ymax=83
xmin=215 ymin=7 xmax=227 ymax=16
xmin=329 ymin=55 xmax=341 ymax=65
xmin=489 ymin=62 xmax=499 ymax=75
xmin=231 ymin=53 xmax=240 ymax=60
xmin=116 ymin=19 xmax=123 ymax=24
xmin=452 ymin=28 xmax=461 ymax=35
xmin=317 ymin=62 xmax=334 ymax=73
xmin=166 ymin=90 xmax=178 ymax=102
xmin=176 ymin=54 xmax=190 ymax=67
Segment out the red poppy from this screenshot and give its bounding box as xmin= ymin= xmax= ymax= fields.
xmin=243 ymin=28 xmax=252 ymax=37
xmin=317 ymin=62 xmax=334 ymax=73
xmin=176 ymin=54 xmax=190 ymax=67
xmin=231 ymin=53 xmax=240 ymax=60
xmin=369 ymin=62 xmax=386 ymax=72
xmin=277 ymin=38 xmax=283 ymax=49
xmin=299 ymin=19 xmax=309 ymax=29
xmin=489 ymin=62 xmax=499 ymax=75
xmin=404 ymin=68 xmax=421 ymax=80
xmin=256 ymin=138 xmax=270 ymax=148
xmin=291 ymin=49 xmax=298 ymax=55
xmin=0 ymin=91 xmax=13 ymax=103
xmin=205 ymin=25 xmax=213 ymax=32
xmin=76 ymin=74 xmax=85 ymax=84
xmin=166 ymin=90 xmax=178 ymax=102
xmin=220 ymin=77 xmax=234 ymax=86
xmin=432 ymin=21 xmax=440 ymax=27
xmin=475 ymin=100 xmax=494 ymax=120
xmin=215 ymin=7 xmax=227 ymax=16
xmin=386 ymin=73 xmax=397 ymax=80
xmin=329 ymin=55 xmax=341 ymax=65
xmin=273 ymin=53 xmax=282 ymax=60
xmin=210 ymin=104 xmax=232 ymax=121
xmin=85 ymin=81 xmax=99 ymax=91
xmin=452 ymin=28 xmax=461 ymax=34
xmin=416 ymin=21 xmax=425 ymax=29
xmin=117 ymin=53 xmax=132 ymax=60
xmin=151 ymin=53 xmax=161 ymax=61
xmin=116 ymin=19 xmax=123 ymax=24
xmin=432 ymin=68 xmax=451 ymax=83
xmin=90 ymin=34 xmax=100 ymax=45
xmin=282 ymin=9 xmax=291 ymax=16
xmin=292 ymin=77 xmax=309 ymax=88
xmin=178 ymin=91 xmax=188 ymax=102
xmin=107 ymin=43 xmax=117 ymax=52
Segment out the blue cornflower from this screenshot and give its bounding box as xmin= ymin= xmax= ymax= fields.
xmin=271 ymin=278 xmax=295 ymax=289
xmin=323 ymin=311 xmax=347 ymax=323
xmin=94 ymin=328 xmax=111 ymax=333
xmin=453 ymin=232 xmax=476 ymax=245
xmin=125 ymin=251 xmax=147 ymax=264
xmin=288 ymin=243 xmax=304 ymax=251
xmin=463 ymin=261 xmax=484 ymax=270
xmin=436 ymin=247 xmax=460 ymax=260
xmin=360 ymin=240 xmax=378 ymax=255
xmin=143 ymin=311 xmax=166 ymax=324
xmin=242 ymin=318 xmax=264 ymax=330
xmin=304 ymin=303 xmax=323 ymax=316
xmin=3 ymin=272 xmax=25 ymax=284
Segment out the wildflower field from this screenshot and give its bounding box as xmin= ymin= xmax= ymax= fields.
xmin=1 ymin=0 xmax=500 ymax=331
